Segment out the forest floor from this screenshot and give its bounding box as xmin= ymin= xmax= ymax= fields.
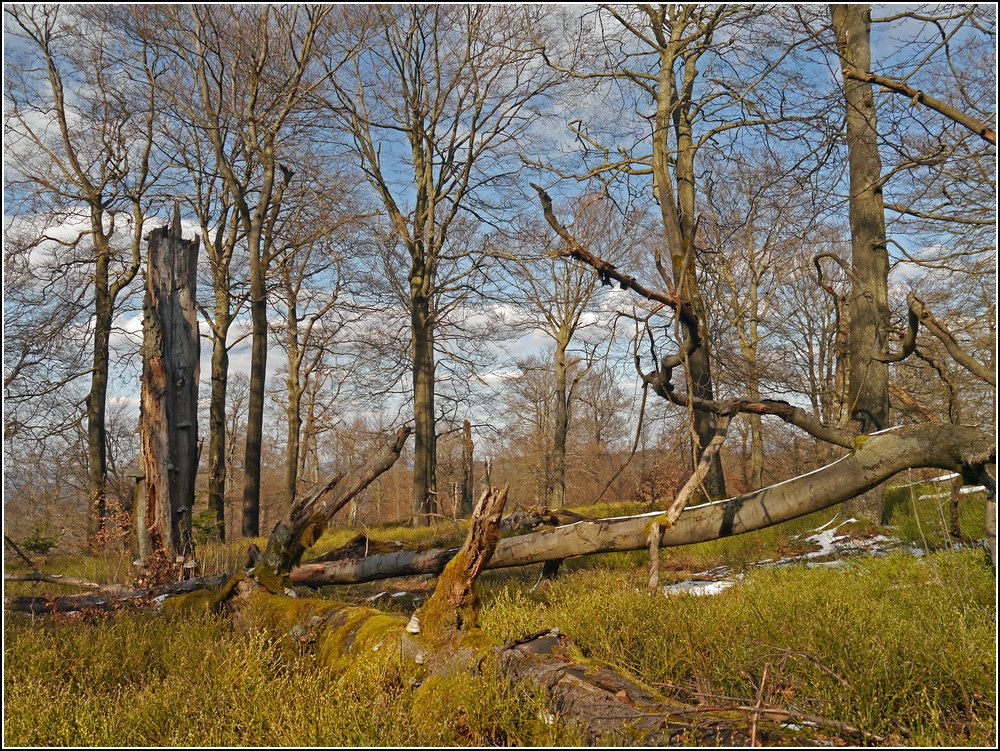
xmin=3 ymin=478 xmax=996 ymax=747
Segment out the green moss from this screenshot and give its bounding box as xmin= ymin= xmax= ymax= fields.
xmin=245 ymin=591 xmax=346 ymax=634
xmin=318 ymin=609 xmax=405 ymax=665
xmin=160 ymin=575 xmax=244 ymax=616
xmin=852 ymin=433 xmax=869 ymax=452
xmin=248 ymin=562 xmax=287 ymax=594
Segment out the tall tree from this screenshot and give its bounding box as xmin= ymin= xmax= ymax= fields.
xmin=139 ymin=5 xmax=332 ymax=536
xmin=5 ymin=5 xmax=162 ymax=535
xmin=830 ymin=4 xmax=892 ymax=522
xmin=537 ymin=5 xmax=817 ymax=499
xmin=322 ymin=5 xmax=559 ymax=524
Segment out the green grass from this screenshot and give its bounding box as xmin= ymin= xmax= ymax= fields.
xmin=3 ymin=609 xmax=580 ymax=747
xmin=4 ymin=482 xmax=996 ymax=747
xmin=477 ymin=548 xmax=995 ymax=746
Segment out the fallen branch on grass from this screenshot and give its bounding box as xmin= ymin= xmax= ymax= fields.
xmin=3 ymin=572 xmax=126 ymax=593
xmin=290 ymin=423 xmax=994 ymax=586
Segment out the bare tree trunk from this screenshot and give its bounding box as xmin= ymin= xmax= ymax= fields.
xmin=460 ymin=420 xmax=474 ymax=516
xmin=832 ymin=3 xmax=891 ymax=524
xmin=242 ymin=264 xmax=267 ymax=538
xmin=140 ymin=209 xmax=200 ymax=558
xmin=553 ymin=338 xmax=570 ymax=507
xmin=285 ymin=380 xmax=303 ymax=511
xmin=86 ymin=270 xmax=111 ymax=537
xmin=411 ymin=294 xmax=436 ymax=526
xmin=207 ymin=338 xmax=228 ymax=542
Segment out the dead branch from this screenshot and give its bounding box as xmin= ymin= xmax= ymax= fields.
xmin=4 ymin=572 xmax=126 ymax=593
xmin=907 ymin=294 xmax=995 ymax=386
xmin=252 ymin=425 xmax=411 ymax=590
xmin=4 ymin=535 xmax=38 ymax=570
xmin=4 ymin=574 xmax=230 ymax=615
xmin=843 ymin=67 xmax=996 ymax=145
xmin=648 ymin=377 xmax=857 ymax=449
xmin=530 ymin=183 xmax=700 ymax=332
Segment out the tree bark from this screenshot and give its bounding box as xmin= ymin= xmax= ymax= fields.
xmin=411 ymin=292 xmax=437 ymax=527
xmin=86 ymin=259 xmax=111 ymax=537
xmin=139 ymin=208 xmax=200 ymax=559
xmin=290 ymin=424 xmax=993 ymax=586
xmin=553 ymin=337 xmax=570 ymax=507
xmin=831 ymin=4 xmax=891 ymax=523
xmin=207 ymin=338 xmax=229 ymax=542
xmin=242 ymin=268 xmax=268 ymax=538
xmin=460 ymin=420 xmax=474 ymax=516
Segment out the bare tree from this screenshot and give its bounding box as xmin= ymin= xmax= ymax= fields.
xmin=321 ymin=5 xmax=559 ymax=524
xmin=508 ymin=194 xmax=637 ymax=506
xmin=5 ymin=5 xmax=163 ymax=535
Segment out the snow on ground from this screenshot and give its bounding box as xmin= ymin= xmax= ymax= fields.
xmin=659 ymin=514 xmax=956 ymax=598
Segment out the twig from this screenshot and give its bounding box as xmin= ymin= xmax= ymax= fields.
xmin=755 ymin=642 xmax=852 ymax=690
xmin=668 ymin=703 xmax=884 ymax=742
xmin=751 ymin=663 xmax=769 ymax=747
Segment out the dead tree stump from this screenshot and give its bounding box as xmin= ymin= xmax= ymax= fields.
xmin=139 ymin=204 xmax=200 ymax=565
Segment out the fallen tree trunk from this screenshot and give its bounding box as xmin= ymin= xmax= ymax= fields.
xmin=4 ymin=574 xmax=230 ymax=615
xmin=291 ymin=423 xmax=995 ymax=585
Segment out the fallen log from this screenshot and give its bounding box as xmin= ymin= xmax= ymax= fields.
xmin=290 ymin=423 xmax=995 ymax=585
xmin=4 ymin=572 xmax=126 ymax=593
xmin=4 ymin=574 xmax=230 ymax=615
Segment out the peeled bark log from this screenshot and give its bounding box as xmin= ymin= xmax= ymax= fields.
xmin=290 ymin=423 xmax=994 ymax=586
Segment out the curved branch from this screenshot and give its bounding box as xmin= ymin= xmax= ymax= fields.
xmin=651 ymin=375 xmax=857 ymax=449
xmin=906 ymin=293 xmax=996 ymax=386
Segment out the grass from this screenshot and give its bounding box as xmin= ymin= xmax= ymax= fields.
xmin=4 ymin=479 xmax=996 ymax=746
xmin=3 ymin=609 xmax=579 ymax=747
xmin=477 ymin=549 xmax=996 ymax=746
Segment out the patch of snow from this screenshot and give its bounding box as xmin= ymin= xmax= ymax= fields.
xmin=917 ymin=486 xmax=985 ymax=500
xmin=663 ymin=579 xmax=735 ymax=597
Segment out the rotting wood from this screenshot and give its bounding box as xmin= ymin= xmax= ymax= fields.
xmin=4 ymin=574 xmax=229 ymax=615
xmin=290 ymin=423 xmax=994 ymax=586
xmin=412 ymin=485 xmax=508 ymax=647
xmin=251 ymin=425 xmax=411 ymax=592
xmin=139 ymin=203 xmax=200 ymax=562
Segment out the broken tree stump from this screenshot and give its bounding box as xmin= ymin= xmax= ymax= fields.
xmin=251 ymin=426 xmax=411 ymax=592
xmin=139 ymin=204 xmax=200 ymax=563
